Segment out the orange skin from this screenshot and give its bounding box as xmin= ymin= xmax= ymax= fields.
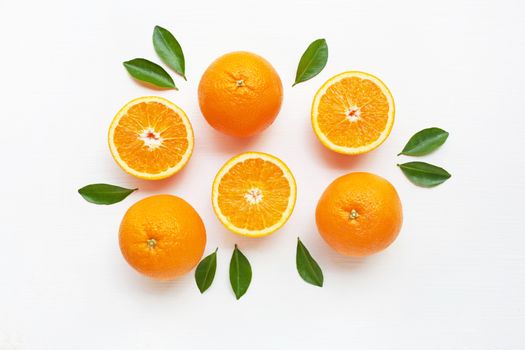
xmin=198 ymin=51 xmax=283 ymax=137
xmin=316 ymin=172 xmax=403 ymax=257
xmin=119 ymin=195 xmax=206 ymax=280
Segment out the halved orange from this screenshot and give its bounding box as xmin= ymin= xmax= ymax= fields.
xmin=108 ymin=96 xmax=194 ymax=180
xmin=311 ymin=71 xmax=395 ymax=155
xmin=212 ymin=152 xmax=296 ymax=237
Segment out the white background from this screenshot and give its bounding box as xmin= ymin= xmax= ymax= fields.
xmin=1 ymin=0 xmax=524 ymax=348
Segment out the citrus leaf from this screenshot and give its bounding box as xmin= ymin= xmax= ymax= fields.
xmin=123 ymin=58 xmax=176 ymax=89
xmin=296 ymin=238 xmax=323 ymax=287
xmin=229 ymin=245 xmax=252 ymax=300
xmin=195 ymin=248 xmax=218 ymax=294
xmin=293 ymin=39 xmax=328 ymax=87
xmin=398 ymin=162 xmax=451 ymax=187
xmin=153 ymin=25 xmax=186 ymax=80
xmin=78 ymin=184 xmax=137 ymax=205
xmin=399 ymin=127 xmax=449 ymax=156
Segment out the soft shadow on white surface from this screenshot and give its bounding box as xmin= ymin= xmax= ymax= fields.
xmin=132 ymin=163 xmax=194 ymax=192
xmin=304 ymin=118 xmax=373 ymax=170
xmin=322 ymin=247 xmax=391 ymax=273
xmin=114 ymin=261 xmax=193 ymax=296
xmin=3 ymin=0 xmax=525 ymax=348
xmin=201 ymin=125 xmax=270 ymax=155
xmin=311 ymin=139 xmax=370 ymax=170
xmin=214 ymin=223 xmax=281 ymax=250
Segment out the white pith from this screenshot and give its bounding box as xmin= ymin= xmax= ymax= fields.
xmin=138 ymin=127 xmax=163 ymax=150
xmin=244 ymin=188 xmax=264 ymax=205
xmin=346 ymin=106 xmax=361 ymax=122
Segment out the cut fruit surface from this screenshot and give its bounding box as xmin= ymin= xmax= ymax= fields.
xmin=212 ymin=152 xmax=296 ymax=237
xmin=311 ymin=71 xmax=395 ymax=155
xmin=108 ymin=96 xmax=194 ymax=180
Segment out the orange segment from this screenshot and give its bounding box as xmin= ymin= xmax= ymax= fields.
xmin=312 ymin=71 xmax=395 ymax=155
xmin=108 ymin=96 xmax=194 ymax=180
xmin=212 ymin=152 xmax=296 ymax=237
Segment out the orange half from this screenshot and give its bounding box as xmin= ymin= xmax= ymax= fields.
xmin=108 ymin=96 xmax=194 ymax=180
xmin=311 ymin=71 xmax=395 ymax=155
xmin=212 ymin=152 xmax=296 ymax=237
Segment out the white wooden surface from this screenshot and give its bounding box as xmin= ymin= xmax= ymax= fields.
xmin=1 ymin=0 xmax=524 ymax=348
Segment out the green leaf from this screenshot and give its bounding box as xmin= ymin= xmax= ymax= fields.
xmin=398 ymin=162 xmax=451 ymax=187
xmin=296 ymin=238 xmax=323 ymax=287
xmin=229 ymin=244 xmax=252 ymax=300
xmin=78 ymin=184 xmax=137 ymax=205
xmin=153 ymin=25 xmax=186 ymax=80
xmin=123 ymin=58 xmax=176 ymax=89
xmin=399 ymin=127 xmax=449 ymax=156
xmin=195 ymin=248 xmax=218 ymax=294
xmin=293 ymin=38 xmax=328 ymax=87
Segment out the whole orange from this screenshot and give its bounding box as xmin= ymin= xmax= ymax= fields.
xmin=198 ymin=51 xmax=283 ymax=137
xmin=119 ymin=195 xmax=206 ymax=280
xmin=316 ymin=172 xmax=403 ymax=257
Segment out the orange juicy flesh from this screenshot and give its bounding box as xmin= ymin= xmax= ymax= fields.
xmin=113 ymin=102 xmax=189 ymax=174
xmin=217 ymin=158 xmax=291 ymax=231
xmin=317 ymin=77 xmax=390 ymax=148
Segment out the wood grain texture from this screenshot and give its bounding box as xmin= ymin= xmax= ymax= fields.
xmin=0 ymin=0 xmax=524 ymax=348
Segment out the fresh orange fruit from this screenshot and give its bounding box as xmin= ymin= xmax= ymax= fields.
xmin=311 ymin=71 xmax=395 ymax=155
xmin=212 ymin=152 xmax=296 ymax=237
xmin=108 ymin=96 xmax=194 ymax=180
xmin=119 ymin=195 xmax=206 ymax=280
xmin=198 ymin=51 xmax=283 ymax=137
xmin=316 ymin=172 xmax=402 ymax=257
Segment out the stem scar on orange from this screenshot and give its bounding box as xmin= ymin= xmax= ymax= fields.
xmin=311 ymin=71 xmax=395 ymax=155
xmin=316 ymin=172 xmax=403 ymax=257
xmin=198 ymin=51 xmax=283 ymax=137
xmin=108 ymin=96 xmax=194 ymax=180
xmin=212 ymin=152 xmax=296 ymax=237
xmin=119 ymin=195 xmax=206 ymax=280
